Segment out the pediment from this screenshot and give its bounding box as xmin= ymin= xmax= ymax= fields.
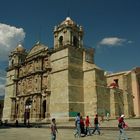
xmin=27 ymin=42 xmax=48 ymax=58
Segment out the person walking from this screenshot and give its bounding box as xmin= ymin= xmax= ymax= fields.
xmin=117 ymin=114 xmax=128 ymax=140
xmin=85 ymin=116 xmax=92 ymax=136
xmin=92 ymin=114 xmax=100 ymax=135
xmin=74 ymin=112 xmax=81 ymax=138
xmin=80 ymin=116 xmax=86 ymax=136
xmin=106 ymin=112 xmax=110 ymax=121
xmin=24 ymin=111 xmax=27 ymax=125
xmin=50 ymin=118 xmax=58 ymax=140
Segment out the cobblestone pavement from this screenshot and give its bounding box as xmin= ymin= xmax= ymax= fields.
xmin=0 ymin=127 xmax=140 ymax=140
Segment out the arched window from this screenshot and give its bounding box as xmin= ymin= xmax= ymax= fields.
xmin=11 ymin=59 xmax=14 ymax=65
xmin=16 ymin=104 xmax=19 ymax=114
xmin=73 ymin=36 xmax=78 ymax=47
xmin=59 ymin=36 xmax=63 ymax=46
xmin=25 ymin=98 xmax=32 ymax=108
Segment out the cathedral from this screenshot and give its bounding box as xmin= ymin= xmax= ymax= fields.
xmin=2 ymin=17 xmax=140 ymax=122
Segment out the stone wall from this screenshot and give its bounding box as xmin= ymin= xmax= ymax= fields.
xmin=84 ymin=69 xmax=97 ymax=116
xmin=3 ymin=69 xmax=16 ymax=121
xmin=131 ymin=71 xmax=140 ymax=117
xmin=110 ymin=89 xmax=124 ymax=118
xmin=0 ymin=100 xmax=4 ymax=119
xmin=106 ymin=72 xmax=126 ymax=89
xmin=50 ymin=48 xmax=69 ymax=120
xmin=68 ymin=47 xmax=84 ymax=118
xmin=106 ymin=72 xmax=135 ymax=118
xmin=95 ymin=69 xmax=110 ymax=117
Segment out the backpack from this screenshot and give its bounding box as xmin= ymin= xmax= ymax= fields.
xmin=118 ymin=122 xmax=122 ymax=128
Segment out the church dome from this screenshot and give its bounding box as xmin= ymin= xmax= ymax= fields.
xmin=14 ymin=44 xmax=25 ymax=53
xmin=60 ymin=17 xmax=76 ymax=26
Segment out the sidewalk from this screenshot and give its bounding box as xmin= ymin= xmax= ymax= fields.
xmin=1 ymin=118 xmax=140 ymax=131
xmin=41 ymin=118 xmax=140 ymax=131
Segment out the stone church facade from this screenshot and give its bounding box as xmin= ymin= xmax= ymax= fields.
xmin=2 ymin=17 xmax=140 ymax=122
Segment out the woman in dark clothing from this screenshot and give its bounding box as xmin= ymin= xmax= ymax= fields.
xmin=80 ymin=116 xmax=86 ymax=135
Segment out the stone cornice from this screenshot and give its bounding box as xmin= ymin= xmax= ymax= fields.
xmin=51 ymin=68 xmax=68 ymax=74
xmin=5 ymin=83 xmax=14 ymax=87
xmin=7 ymin=51 xmax=50 ymax=72
xmin=17 ymin=91 xmax=42 ymax=98
xmin=25 ymin=51 xmax=48 ymax=61
xmin=13 ymin=69 xmax=50 ymax=81
xmin=51 ymin=56 xmax=68 ymax=62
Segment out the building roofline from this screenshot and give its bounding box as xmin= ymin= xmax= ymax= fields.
xmin=106 ymin=70 xmax=131 ymax=77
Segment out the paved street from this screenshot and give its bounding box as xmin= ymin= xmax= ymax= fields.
xmin=0 ymin=127 xmax=140 ymax=140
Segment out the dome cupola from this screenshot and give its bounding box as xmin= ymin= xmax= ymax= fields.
xmin=14 ymin=43 xmax=25 ymax=53
xmin=53 ymin=17 xmax=84 ymax=49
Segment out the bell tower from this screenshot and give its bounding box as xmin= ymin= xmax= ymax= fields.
xmin=50 ymin=17 xmax=85 ymax=120
xmin=9 ymin=44 xmax=26 ymax=67
xmin=53 ymin=17 xmax=84 ymax=49
xmin=3 ymin=43 xmax=26 ymax=121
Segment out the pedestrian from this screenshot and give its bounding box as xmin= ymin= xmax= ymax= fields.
xmin=74 ymin=112 xmax=81 ymax=138
xmin=117 ymin=114 xmax=128 ymax=140
xmin=85 ymin=116 xmax=92 ymax=136
xmin=26 ymin=110 xmax=30 ymax=127
xmin=15 ymin=119 xmax=19 ymax=127
xmin=50 ymin=118 xmax=58 ymax=140
xmin=24 ymin=111 xmax=28 ymax=126
xmin=80 ymin=116 xmax=86 ymax=136
xmin=106 ymin=112 xmax=110 ymax=121
xmin=92 ymin=114 xmax=100 ymax=135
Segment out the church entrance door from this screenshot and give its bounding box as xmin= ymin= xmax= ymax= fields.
xmin=43 ymin=100 xmax=46 ymax=118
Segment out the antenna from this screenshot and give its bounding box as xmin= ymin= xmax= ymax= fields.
xmin=36 ymin=25 xmax=42 ymax=43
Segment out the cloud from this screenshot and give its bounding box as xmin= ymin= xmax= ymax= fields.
xmin=0 ymin=23 xmax=25 ymax=61
xmin=0 ymin=78 xmax=5 ymax=96
xmin=0 ymin=77 xmax=5 ymax=83
xmin=98 ymin=37 xmax=132 ymax=47
xmin=0 ymin=84 xmax=5 ymax=96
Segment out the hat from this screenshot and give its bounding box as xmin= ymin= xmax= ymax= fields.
xmin=121 ymin=114 xmax=125 ymax=118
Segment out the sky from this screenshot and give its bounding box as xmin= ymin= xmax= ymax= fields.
xmin=0 ymin=0 xmax=140 ymax=95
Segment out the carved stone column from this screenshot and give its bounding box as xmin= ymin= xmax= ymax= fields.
xmin=110 ymin=89 xmax=116 ymax=118
xmin=46 ymin=91 xmax=51 ymax=118
xmin=32 ymin=96 xmax=36 ymax=119
xmin=131 ymin=71 xmax=140 ymax=117
xmin=36 ymin=96 xmax=41 ymax=120
xmin=10 ymin=98 xmax=16 ymax=120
